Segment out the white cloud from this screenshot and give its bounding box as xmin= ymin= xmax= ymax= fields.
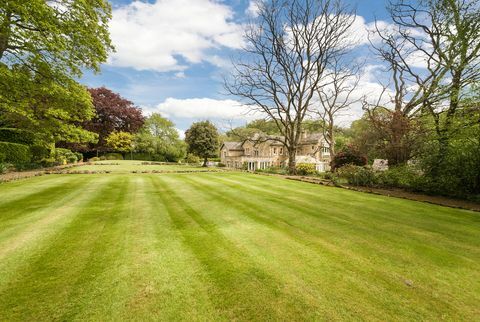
xmin=246 ymin=1 xmax=261 ymax=17
xmin=108 ymin=0 xmax=244 ymax=72
xmin=151 ymin=97 xmax=258 ymax=120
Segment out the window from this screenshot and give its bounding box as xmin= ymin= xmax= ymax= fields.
xmin=246 ymin=148 xmax=250 ymax=155
xmin=280 ymin=148 xmax=283 ymax=155
xmin=312 ymin=146 xmax=315 ymax=150
xmin=254 ymin=150 xmax=259 ymax=157
xmin=223 ymin=151 xmax=227 ymax=157
xmin=273 ymin=147 xmax=277 ymax=155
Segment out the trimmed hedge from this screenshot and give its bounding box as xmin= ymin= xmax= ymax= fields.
xmin=0 ymin=128 xmax=35 ymax=145
xmin=0 ymin=142 xmax=31 ymax=164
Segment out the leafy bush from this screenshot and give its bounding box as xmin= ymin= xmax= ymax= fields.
xmin=185 ymin=153 xmax=200 ymax=164
xmin=105 ymin=153 xmax=124 ymax=160
xmin=256 ymin=166 xmax=288 ymax=175
xmin=75 ymin=152 xmax=83 ymax=162
xmin=55 ymin=148 xmax=78 ymax=164
xmin=89 ymin=157 xmax=100 ymax=162
xmin=30 ymin=145 xmax=51 ymax=162
xmin=377 ymin=165 xmax=420 ymax=189
xmin=337 ymin=164 xmax=377 ymax=186
xmin=0 ymin=162 xmax=9 ymax=174
xmin=0 ymin=152 xmax=5 ymax=163
xmin=0 ymin=142 xmax=31 ymax=165
xmin=332 ymin=145 xmax=367 ymax=170
xmin=218 ymin=162 xmax=226 ymax=167
xmin=296 ymin=163 xmax=317 ymax=176
xmin=39 ymin=158 xmax=58 ymax=168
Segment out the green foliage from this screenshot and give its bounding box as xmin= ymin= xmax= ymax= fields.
xmin=134 ymin=113 xmax=186 ymax=162
xmin=377 ymin=166 xmax=420 ymax=189
xmin=255 ymin=166 xmax=288 ymax=175
xmin=0 ymin=65 xmax=98 ymax=147
xmin=296 ymin=163 xmax=317 ymax=176
xmin=0 ymin=0 xmax=113 ymax=77
xmin=89 ymin=157 xmax=101 ymax=162
xmin=105 ymin=153 xmax=124 ymax=160
xmin=105 ymin=131 xmax=133 ymax=153
xmin=337 ymin=165 xmax=377 ymax=187
xmin=0 ymin=128 xmax=35 ymax=145
xmin=0 ymin=162 xmax=8 ymax=174
xmin=185 ymin=153 xmax=200 ymax=164
xmin=75 ymin=152 xmax=84 ymax=162
xmin=55 ymin=148 xmax=78 ymax=164
xmin=30 ymin=145 xmax=51 ymax=162
xmin=0 ymin=152 xmax=5 ymax=163
xmin=185 ymin=121 xmax=219 ymax=165
xmin=0 ymin=142 xmax=31 ymax=165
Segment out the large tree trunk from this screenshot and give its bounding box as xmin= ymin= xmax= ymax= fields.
xmin=202 ymin=156 xmax=208 ymax=167
xmin=287 ymin=148 xmax=296 ymax=175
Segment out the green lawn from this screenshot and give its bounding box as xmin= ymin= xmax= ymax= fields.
xmin=0 ymin=169 xmax=479 ymax=321
xmin=70 ymin=160 xmax=219 ymax=173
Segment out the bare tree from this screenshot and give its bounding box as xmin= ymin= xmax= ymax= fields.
xmin=362 ymin=24 xmax=424 ymax=165
xmin=376 ymin=0 xmax=480 ymax=158
xmin=225 ymin=0 xmax=356 ymax=174
xmin=316 ymin=56 xmax=360 ymax=161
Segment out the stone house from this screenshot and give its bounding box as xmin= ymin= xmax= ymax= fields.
xmin=220 ymin=132 xmax=331 ymax=172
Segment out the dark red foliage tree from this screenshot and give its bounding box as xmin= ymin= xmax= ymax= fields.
xmin=332 ymin=145 xmax=367 ymax=171
xmin=85 ymin=87 xmax=145 ymax=152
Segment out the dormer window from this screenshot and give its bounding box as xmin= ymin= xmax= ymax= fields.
xmin=273 ymin=147 xmax=277 ymax=155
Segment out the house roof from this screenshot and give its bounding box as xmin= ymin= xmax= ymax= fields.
xmin=222 ymin=142 xmax=244 ymax=151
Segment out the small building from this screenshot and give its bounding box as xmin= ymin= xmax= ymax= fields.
xmin=220 ymin=132 xmax=331 ymax=172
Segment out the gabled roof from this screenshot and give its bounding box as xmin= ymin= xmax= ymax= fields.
xmin=221 ymin=142 xmax=244 ymax=151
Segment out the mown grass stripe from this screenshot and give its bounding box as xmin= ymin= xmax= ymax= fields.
xmin=152 ymin=175 xmax=318 ymax=321
xmin=177 ymin=173 xmax=475 ymax=319
xmin=0 ymin=176 xmax=133 ymax=321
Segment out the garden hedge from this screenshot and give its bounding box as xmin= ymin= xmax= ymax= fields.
xmin=0 ymin=128 xmax=35 ymax=145
xmin=0 ymin=142 xmax=32 ymax=164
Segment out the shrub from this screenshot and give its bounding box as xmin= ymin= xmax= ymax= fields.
xmin=185 ymin=153 xmax=200 ymax=164
xmin=0 ymin=142 xmax=31 ymax=165
xmin=377 ymin=165 xmax=420 ymax=189
xmin=218 ymin=163 xmax=226 ymax=167
xmin=337 ymin=164 xmax=377 ymax=187
xmin=0 ymin=152 xmax=5 ymax=163
xmin=75 ymin=152 xmax=83 ymax=162
xmin=296 ymin=163 xmax=317 ymax=176
xmin=55 ymin=148 xmax=78 ymax=164
xmin=105 ymin=153 xmax=124 ymax=160
xmin=39 ymin=158 xmax=58 ymax=168
xmin=30 ymin=145 xmax=51 ymax=162
xmin=332 ymin=145 xmax=367 ymax=170
xmin=89 ymin=157 xmax=100 ymax=162
xmin=0 ymin=162 xmax=9 ymax=174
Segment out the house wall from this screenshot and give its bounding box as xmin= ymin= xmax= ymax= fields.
xmin=221 ymin=135 xmax=332 ymax=171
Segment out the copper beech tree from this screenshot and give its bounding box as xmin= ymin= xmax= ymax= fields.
xmin=85 ymin=87 xmax=145 ymax=153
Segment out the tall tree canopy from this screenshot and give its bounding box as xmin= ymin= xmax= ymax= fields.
xmin=0 ymin=0 xmax=114 ymax=147
xmin=135 ymin=113 xmax=186 ymax=162
xmin=185 ymin=121 xmax=219 ymax=166
xmin=0 ymin=0 xmax=113 ymax=76
xmin=85 ymin=87 xmax=145 ymax=152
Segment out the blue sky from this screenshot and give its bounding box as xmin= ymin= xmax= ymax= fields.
xmin=81 ymin=0 xmax=393 ymax=134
